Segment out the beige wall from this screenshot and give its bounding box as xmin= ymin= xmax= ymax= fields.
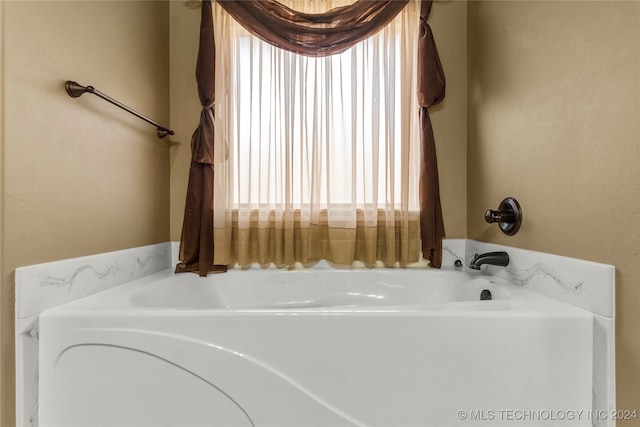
xmin=0 ymin=1 xmax=170 ymax=424
xmin=0 ymin=0 xmax=5 ymax=422
xmin=169 ymin=1 xmax=201 ymax=242
xmin=430 ymin=1 xmax=468 ymax=239
xmin=168 ymin=1 xmax=469 ymax=241
xmin=468 ymin=1 xmax=640 ymax=417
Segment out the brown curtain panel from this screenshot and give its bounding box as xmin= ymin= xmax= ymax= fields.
xmin=177 ymin=0 xmax=446 ymax=274
xmin=176 ymin=0 xmax=227 ymax=276
xmin=417 ymin=0 xmax=446 ymax=268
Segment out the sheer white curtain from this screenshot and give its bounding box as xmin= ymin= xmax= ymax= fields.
xmin=212 ymin=0 xmax=422 ymax=267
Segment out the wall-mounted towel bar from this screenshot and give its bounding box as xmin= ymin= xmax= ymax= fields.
xmin=65 ymin=81 xmax=174 ymax=139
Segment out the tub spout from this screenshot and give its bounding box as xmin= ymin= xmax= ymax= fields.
xmin=469 ymin=251 xmax=509 ymax=270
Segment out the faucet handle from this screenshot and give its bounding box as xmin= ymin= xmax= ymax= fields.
xmin=485 ymin=209 xmax=515 ymax=224
xmin=485 ymin=197 xmax=522 ymax=236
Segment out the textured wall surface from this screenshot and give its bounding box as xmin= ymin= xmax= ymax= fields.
xmin=1 ymin=1 xmax=170 ymax=424
xmin=468 ymin=1 xmax=640 ymax=418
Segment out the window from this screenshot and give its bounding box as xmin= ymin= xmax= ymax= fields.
xmin=232 ymin=32 xmax=417 ymax=209
xmin=211 ymin=0 xmax=422 ymax=267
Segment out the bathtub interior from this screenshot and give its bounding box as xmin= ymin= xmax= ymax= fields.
xmin=130 ymin=269 xmax=509 ymax=309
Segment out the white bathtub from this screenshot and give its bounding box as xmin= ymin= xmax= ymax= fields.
xmin=39 ymin=265 xmax=594 ymax=426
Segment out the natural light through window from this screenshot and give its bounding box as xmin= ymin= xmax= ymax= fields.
xmin=213 ymin=0 xmax=421 ymax=215
xmin=208 ymin=0 xmax=425 ymax=266
xmin=233 ymin=34 xmax=414 ymax=209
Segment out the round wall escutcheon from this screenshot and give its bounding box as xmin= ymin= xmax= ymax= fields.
xmin=498 ymin=197 xmax=522 ymax=236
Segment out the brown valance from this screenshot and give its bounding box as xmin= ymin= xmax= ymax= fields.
xmin=216 ymin=0 xmax=409 ymax=57
xmin=177 ymin=0 xmax=446 ymax=274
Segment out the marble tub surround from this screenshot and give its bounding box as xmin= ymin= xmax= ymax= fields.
xmin=440 ymin=238 xmax=466 ymax=270
xmin=16 ymin=243 xmax=173 ymax=319
xmin=171 ymin=241 xmax=181 ymax=268
xmin=16 ymin=314 xmax=39 ymax=427
xmin=465 ymin=239 xmax=616 ymax=427
xmin=465 ymin=240 xmax=615 ymax=317
xmin=15 ymin=242 xmax=173 ymax=427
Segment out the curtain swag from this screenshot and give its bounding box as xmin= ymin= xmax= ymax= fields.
xmin=176 ymin=0 xmax=446 ymax=275
xmin=216 ymin=0 xmax=409 ymax=57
